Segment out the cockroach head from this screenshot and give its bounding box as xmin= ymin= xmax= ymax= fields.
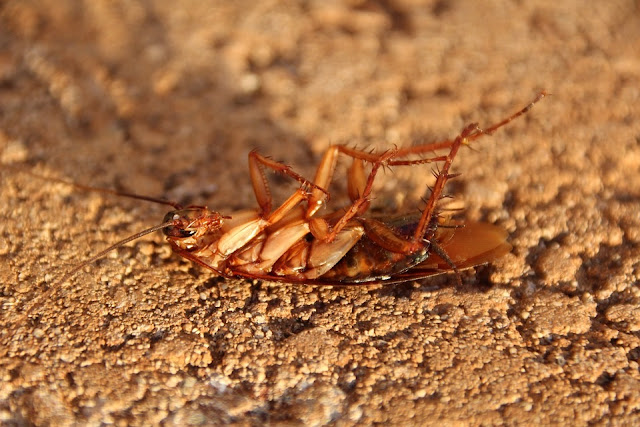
xmin=162 ymin=207 xmax=226 ymax=239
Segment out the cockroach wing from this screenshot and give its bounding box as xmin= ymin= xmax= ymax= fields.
xmin=418 ymin=221 xmax=512 ymax=270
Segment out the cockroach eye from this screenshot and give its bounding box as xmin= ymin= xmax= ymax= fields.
xmin=162 ymin=210 xmax=197 ymax=238
xmin=162 ymin=210 xmax=178 ymax=225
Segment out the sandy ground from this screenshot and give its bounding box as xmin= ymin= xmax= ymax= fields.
xmin=1 ymin=0 xmax=640 ymax=425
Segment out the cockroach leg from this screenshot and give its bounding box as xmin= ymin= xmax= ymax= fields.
xmin=320 ymin=148 xmax=398 ymax=243
xmin=347 ymin=158 xmax=366 ymax=202
xmin=429 ymin=239 xmax=462 ymax=285
xmin=213 ymin=181 xmax=324 ymax=264
xmin=309 ymin=146 xmax=449 ymax=244
xmin=264 ymin=188 xmax=309 ymax=225
xmin=241 ymin=150 xmax=337 ymax=248
xmin=412 ymin=91 xmax=548 ymax=246
xmin=305 ymin=142 xmax=453 ymax=222
xmin=248 ymin=150 xmax=329 ymax=216
xmin=306 ymin=145 xmax=402 ymax=217
xmin=312 ymin=91 xmax=548 ymax=279
xmin=411 ymin=130 xmax=467 ymax=247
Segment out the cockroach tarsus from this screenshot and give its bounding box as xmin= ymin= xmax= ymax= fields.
xmin=22 ymin=91 xmax=546 ymax=317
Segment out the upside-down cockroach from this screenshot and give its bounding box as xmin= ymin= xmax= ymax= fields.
xmin=20 ymin=92 xmax=546 ymax=318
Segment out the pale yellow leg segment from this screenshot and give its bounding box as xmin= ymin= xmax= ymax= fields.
xmin=347 ymin=158 xmax=366 ymax=202
xmin=248 ymin=150 xmax=328 ymax=216
xmin=307 ymin=146 xmax=339 ymax=217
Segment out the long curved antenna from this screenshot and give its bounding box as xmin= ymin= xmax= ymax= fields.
xmin=56 ymin=220 xmax=177 ymax=285
xmin=8 ymin=166 xmax=182 ymax=209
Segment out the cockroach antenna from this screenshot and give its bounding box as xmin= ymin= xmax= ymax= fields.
xmin=2 ymin=166 xmax=189 ymax=318
xmin=56 ymin=220 xmax=178 ymax=286
xmin=21 ymin=170 xmax=184 ymax=209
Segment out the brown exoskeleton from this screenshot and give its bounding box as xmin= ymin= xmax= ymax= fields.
xmin=160 ymin=92 xmax=545 ymax=284
xmin=18 ymin=91 xmax=545 ymax=325
xmin=52 ymin=91 xmax=545 ymax=288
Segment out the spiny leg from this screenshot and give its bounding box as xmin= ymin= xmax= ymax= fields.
xmin=234 ymin=152 xmax=334 ymax=255
xmin=390 ymin=90 xmax=548 ymax=159
xmin=248 ymin=150 xmax=329 ymax=216
xmin=318 ymin=148 xmax=397 ymax=242
xmin=307 ymin=144 xmax=388 ymax=238
xmin=347 ymin=157 xmax=367 ymax=202
xmin=325 ymin=92 xmax=548 ymax=264
xmin=411 ymin=91 xmax=548 ymax=246
xmin=312 ymin=148 xmax=451 ymax=242
xmin=307 ymin=144 xmax=419 ymax=217
xmin=306 ymin=145 xmax=372 ymax=217
xmin=231 ymin=150 xmax=343 ymax=255
xmin=248 ymin=147 xmax=403 ymax=246
xmin=409 ymin=131 xmax=469 ymax=253
xmin=306 ymin=143 xmax=452 ymax=218
xmin=311 ymin=91 xmax=547 ymax=243
xmin=306 ymin=110 xmax=523 ymax=221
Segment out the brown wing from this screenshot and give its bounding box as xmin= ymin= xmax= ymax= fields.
xmin=414 ymin=221 xmax=512 ymax=271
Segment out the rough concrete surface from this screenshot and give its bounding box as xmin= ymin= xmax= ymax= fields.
xmin=1 ymin=1 xmax=639 ymax=425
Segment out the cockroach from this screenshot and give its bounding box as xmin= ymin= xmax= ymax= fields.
xmin=19 ymin=92 xmax=545 ymax=318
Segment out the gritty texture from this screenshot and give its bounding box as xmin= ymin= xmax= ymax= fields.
xmin=1 ymin=1 xmax=640 ymax=426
